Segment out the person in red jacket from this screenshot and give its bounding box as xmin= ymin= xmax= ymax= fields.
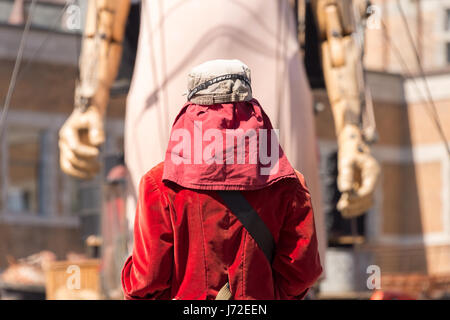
xmin=121 ymin=59 xmax=322 ymax=300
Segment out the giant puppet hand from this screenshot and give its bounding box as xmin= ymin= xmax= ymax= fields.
xmin=59 ymin=0 xmax=130 ymax=179
xmin=336 ymin=124 xmax=379 ymax=218
xmin=59 ymin=107 xmax=105 ymax=179
xmin=311 ymin=0 xmax=380 ymax=218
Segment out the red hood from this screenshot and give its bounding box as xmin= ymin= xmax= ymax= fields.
xmin=162 ymin=99 xmax=296 ymax=190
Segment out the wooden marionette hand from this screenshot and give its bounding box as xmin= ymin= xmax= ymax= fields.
xmin=59 ymin=0 xmax=130 ymax=179
xmin=336 ymin=124 xmax=379 ymax=218
xmin=59 ymin=106 xmax=105 ymax=179
xmin=312 ymin=0 xmax=380 ymax=218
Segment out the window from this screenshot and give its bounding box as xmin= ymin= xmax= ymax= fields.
xmin=444 ymin=8 xmax=450 ymax=64
xmin=0 ymin=112 xmax=124 ymax=226
xmin=1 ymin=124 xmax=86 ymax=221
xmin=6 ymin=126 xmax=42 ymax=214
xmin=446 ymin=9 xmax=450 ymax=31
xmin=446 ymin=42 xmax=450 ymax=64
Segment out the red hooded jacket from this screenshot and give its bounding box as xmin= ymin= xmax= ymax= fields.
xmin=121 ymin=163 xmax=322 ymax=300
xmin=121 ymin=99 xmax=322 ymax=299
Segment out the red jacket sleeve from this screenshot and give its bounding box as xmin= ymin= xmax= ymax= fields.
xmin=272 ymin=173 xmax=323 ymax=299
xmin=121 ymin=173 xmax=174 ymax=300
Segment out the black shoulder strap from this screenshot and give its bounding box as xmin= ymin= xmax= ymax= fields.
xmin=216 ymin=191 xmax=275 ymax=263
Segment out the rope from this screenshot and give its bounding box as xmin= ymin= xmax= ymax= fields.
xmin=380 ymin=18 xmax=450 ymax=157
xmin=16 ymin=1 xmax=74 ymax=83
xmin=0 ymin=0 xmax=38 ymax=140
xmin=395 ymin=0 xmax=450 ymax=157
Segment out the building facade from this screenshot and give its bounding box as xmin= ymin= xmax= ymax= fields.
xmin=316 ymin=0 xmax=449 ymax=291
xmin=0 ymin=0 xmax=125 ymax=269
xmin=0 ymin=0 xmax=448 ymax=294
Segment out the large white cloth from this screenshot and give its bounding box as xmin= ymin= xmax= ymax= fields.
xmin=124 ymin=0 xmax=326 ymax=266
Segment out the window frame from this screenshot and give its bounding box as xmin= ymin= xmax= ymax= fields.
xmin=435 ymin=1 xmax=450 ymax=66
xmin=0 ymin=109 xmax=124 ymax=227
xmin=4 ymin=124 xmax=44 ymax=216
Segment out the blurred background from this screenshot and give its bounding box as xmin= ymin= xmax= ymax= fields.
xmin=0 ymin=0 xmax=449 ymax=300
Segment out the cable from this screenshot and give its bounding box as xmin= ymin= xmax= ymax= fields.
xmin=16 ymin=0 xmax=73 ymax=83
xmin=396 ymin=0 xmax=449 ymax=145
xmin=381 ymin=19 xmax=450 ymax=156
xmin=381 ymin=20 xmax=446 ymax=147
xmin=395 ymin=0 xmax=450 ymax=157
xmin=0 ymin=0 xmax=38 ymax=141
xmin=0 ymin=0 xmax=81 ymax=141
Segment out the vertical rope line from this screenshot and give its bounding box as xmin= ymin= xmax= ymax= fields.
xmin=0 ymin=0 xmax=38 ymax=140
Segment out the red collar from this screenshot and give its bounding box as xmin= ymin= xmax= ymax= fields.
xmin=162 ymin=99 xmax=296 ymax=190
